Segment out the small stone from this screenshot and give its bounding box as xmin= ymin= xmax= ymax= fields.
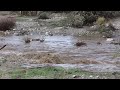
xmin=13 ymin=28 xmax=16 ymax=30
xmin=96 ymin=76 xmax=99 ymax=78
xmin=106 ymin=38 xmax=114 ymax=42
xmin=40 ymin=39 xmax=44 ymax=42
xmin=96 ymin=75 xmax=99 ymax=77
xmin=89 ymin=75 xmax=93 ymax=78
xmin=81 ymin=74 xmax=84 ymax=77
xmin=72 ymin=75 xmax=77 ymax=78
xmin=97 ymin=42 xmax=102 ymax=45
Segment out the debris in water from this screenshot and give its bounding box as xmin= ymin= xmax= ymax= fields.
xmin=24 ymin=36 xmax=31 ymax=43
xmin=49 ymin=33 xmax=53 ymax=36
xmin=45 ymin=31 xmax=53 ymax=36
xmin=0 ymin=45 xmax=7 ymax=50
xmin=75 ymin=41 xmax=87 ymax=47
xmin=110 ymin=42 xmax=120 ymax=45
xmin=40 ymin=39 xmax=45 ymax=42
xmin=32 ymin=39 xmax=40 ymax=41
xmin=97 ymin=42 xmax=102 ymax=45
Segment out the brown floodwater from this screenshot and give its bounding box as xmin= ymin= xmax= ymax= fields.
xmin=0 ymin=17 xmax=120 ymax=72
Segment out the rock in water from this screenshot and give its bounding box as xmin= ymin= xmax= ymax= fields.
xmin=106 ymin=38 xmax=114 ymax=42
xmin=75 ymin=42 xmax=87 ymax=47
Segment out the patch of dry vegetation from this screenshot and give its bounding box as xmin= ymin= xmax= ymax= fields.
xmin=0 ymin=16 xmax=16 ymax=31
xmin=22 ymin=52 xmax=64 ymax=64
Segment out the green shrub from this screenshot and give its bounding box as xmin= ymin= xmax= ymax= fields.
xmin=38 ymin=12 xmax=50 ymax=19
xmin=70 ymin=15 xmax=85 ymax=28
xmin=65 ymin=14 xmax=85 ymax=28
xmin=96 ymin=17 xmax=106 ymax=25
xmin=37 ymin=11 xmax=120 ymax=28
xmin=66 ymin=11 xmax=120 ymax=26
xmin=82 ymin=13 xmax=97 ymax=26
xmin=49 ymin=14 xmax=85 ymax=28
xmin=98 ymin=25 xmax=114 ymax=38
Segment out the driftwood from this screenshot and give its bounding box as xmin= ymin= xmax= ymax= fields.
xmin=0 ymin=45 xmax=6 ymax=50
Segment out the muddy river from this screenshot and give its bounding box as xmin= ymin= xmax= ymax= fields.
xmin=0 ymin=16 xmax=120 ymax=72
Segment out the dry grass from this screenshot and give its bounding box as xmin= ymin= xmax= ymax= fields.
xmin=8 ymin=51 xmax=100 ymax=65
xmin=71 ymin=59 xmax=101 ymax=64
xmin=39 ymin=54 xmax=63 ymax=64
xmin=96 ymin=17 xmax=106 ymax=25
xmin=22 ymin=53 xmax=45 ymax=59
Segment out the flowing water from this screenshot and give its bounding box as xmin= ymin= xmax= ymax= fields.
xmin=0 ymin=16 xmax=120 ymax=72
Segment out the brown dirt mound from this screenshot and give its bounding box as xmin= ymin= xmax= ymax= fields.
xmin=39 ymin=54 xmax=63 ymax=64
xmin=22 ymin=52 xmax=64 ymax=64
xmin=22 ymin=52 xmax=47 ymax=59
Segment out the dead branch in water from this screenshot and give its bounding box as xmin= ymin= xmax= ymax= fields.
xmin=0 ymin=45 xmax=6 ymax=50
